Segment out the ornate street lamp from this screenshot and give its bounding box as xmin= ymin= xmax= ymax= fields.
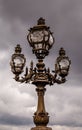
xmin=10 ymin=18 xmax=71 ymax=130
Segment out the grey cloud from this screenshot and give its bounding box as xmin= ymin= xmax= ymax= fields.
xmin=0 ymin=0 xmax=57 ymax=22
xmin=1 ymin=0 xmax=82 ymax=65
xmin=45 ymin=87 xmax=82 ymax=127
xmin=0 ymin=113 xmax=32 ymax=126
xmin=0 ymin=0 xmax=82 ymax=129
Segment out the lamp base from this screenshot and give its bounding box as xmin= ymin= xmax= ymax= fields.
xmin=31 ymin=126 xmax=52 ymax=130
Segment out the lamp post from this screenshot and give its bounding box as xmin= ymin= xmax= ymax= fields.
xmin=10 ymin=18 xmax=71 ymax=130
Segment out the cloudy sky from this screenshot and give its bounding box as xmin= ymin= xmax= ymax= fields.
xmin=0 ymin=0 xmax=82 ymax=130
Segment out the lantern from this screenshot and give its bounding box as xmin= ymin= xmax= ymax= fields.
xmin=10 ymin=44 xmax=26 ymax=75
xmin=27 ymin=17 xmax=54 ymax=59
xmin=55 ymin=48 xmax=71 ymax=78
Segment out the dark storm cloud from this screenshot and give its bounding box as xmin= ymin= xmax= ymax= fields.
xmin=0 ymin=0 xmax=59 ymax=22
xmin=0 ymin=0 xmax=82 ymax=129
xmin=0 ymin=113 xmax=32 ymax=126
xmin=1 ymin=0 xmax=82 ymax=77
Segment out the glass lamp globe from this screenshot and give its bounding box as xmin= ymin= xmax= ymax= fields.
xmin=59 ymin=58 xmax=70 ymax=77
xmin=59 ymin=58 xmax=70 ymax=68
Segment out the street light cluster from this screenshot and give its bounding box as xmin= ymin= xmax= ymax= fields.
xmin=10 ymin=18 xmax=71 ymax=130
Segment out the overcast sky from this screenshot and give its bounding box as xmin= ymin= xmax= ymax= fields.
xmin=0 ymin=0 xmax=82 ymax=130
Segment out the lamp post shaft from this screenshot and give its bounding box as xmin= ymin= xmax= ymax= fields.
xmin=32 ymin=87 xmax=51 ymax=130
xmin=36 ymin=87 xmax=46 ymax=115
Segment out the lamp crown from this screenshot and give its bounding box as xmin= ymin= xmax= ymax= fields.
xmin=15 ymin=44 xmax=21 ymax=53
xmin=37 ymin=17 xmax=45 ymax=25
xmin=59 ymin=47 xmax=66 ymax=56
